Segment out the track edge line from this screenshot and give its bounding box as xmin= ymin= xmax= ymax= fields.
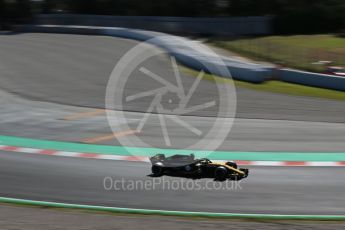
xmin=0 ymin=196 xmax=345 ymax=220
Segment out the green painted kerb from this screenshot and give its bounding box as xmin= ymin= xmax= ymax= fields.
xmin=1 ymin=135 xmax=345 ymax=161
xmin=1 ymin=197 xmax=345 ymax=220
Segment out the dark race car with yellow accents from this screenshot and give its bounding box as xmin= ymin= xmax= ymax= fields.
xmin=150 ymin=154 xmax=249 ymax=181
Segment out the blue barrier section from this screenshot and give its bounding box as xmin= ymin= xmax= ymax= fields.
xmin=174 ymin=52 xmax=269 ymax=83
xmin=279 ymin=69 xmax=345 ymax=91
xmin=226 ymin=63 xmax=271 ymax=83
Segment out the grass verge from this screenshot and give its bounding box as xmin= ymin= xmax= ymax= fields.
xmin=210 ymin=35 xmax=345 ymax=73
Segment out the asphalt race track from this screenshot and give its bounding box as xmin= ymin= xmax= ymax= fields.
xmin=1 ymin=33 xmax=345 ymax=122
xmin=0 ymin=33 xmax=345 ymax=215
xmin=2 ymin=88 xmax=345 ymax=152
xmin=1 ymin=150 xmax=345 ymax=215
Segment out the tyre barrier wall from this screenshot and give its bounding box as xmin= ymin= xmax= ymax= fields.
xmin=35 ymin=14 xmax=273 ymax=36
xmin=14 ymin=24 xmax=271 ymax=83
xmin=279 ymin=69 xmax=345 ymax=91
xmin=15 ymin=25 xmax=105 ymax=36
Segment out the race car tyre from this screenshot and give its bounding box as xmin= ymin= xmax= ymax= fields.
xmin=214 ymin=166 xmax=228 ymax=181
xmin=151 ymin=165 xmax=164 ymax=176
xmin=225 ymin=161 xmax=238 ymax=169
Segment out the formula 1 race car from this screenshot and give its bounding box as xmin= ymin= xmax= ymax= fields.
xmin=150 ymin=154 xmax=249 ymax=181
